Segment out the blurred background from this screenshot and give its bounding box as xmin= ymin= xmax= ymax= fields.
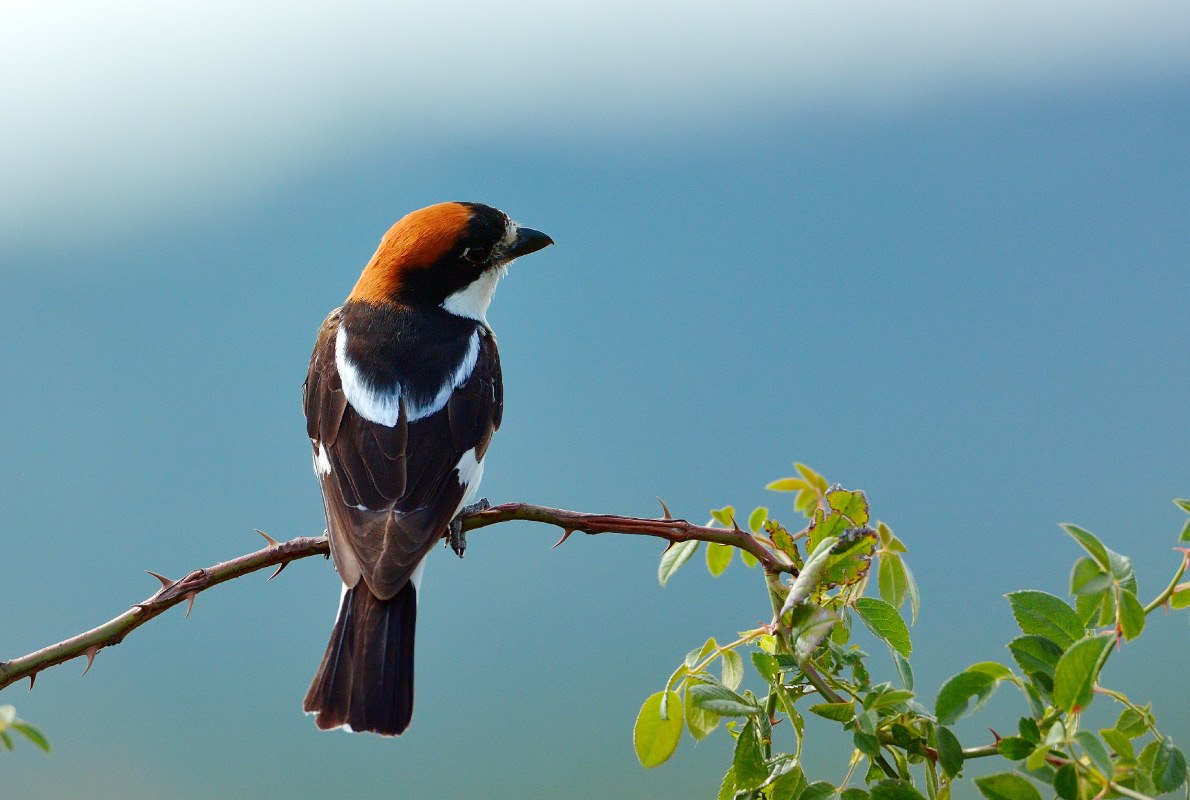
xmin=2 ymin=1 xmax=1188 ymax=797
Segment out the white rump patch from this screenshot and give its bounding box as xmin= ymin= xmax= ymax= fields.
xmin=336 ymin=326 xmax=480 ymax=425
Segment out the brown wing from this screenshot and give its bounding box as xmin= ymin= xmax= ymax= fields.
xmin=303 ymin=310 xmax=502 ymax=600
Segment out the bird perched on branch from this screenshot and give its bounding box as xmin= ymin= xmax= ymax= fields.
xmin=301 ymin=202 xmax=552 ymax=735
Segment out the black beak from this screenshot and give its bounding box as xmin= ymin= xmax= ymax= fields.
xmin=506 ymin=227 xmax=553 ymax=260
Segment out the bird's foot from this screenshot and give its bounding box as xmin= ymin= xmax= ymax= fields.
xmin=448 ymin=498 xmax=490 ymax=558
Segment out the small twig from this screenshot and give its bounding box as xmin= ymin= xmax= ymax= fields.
xmin=1 ymin=502 xmax=790 ymax=693
xmin=461 ymin=502 xmax=794 ymax=574
xmin=1143 ymin=549 xmax=1190 ymax=615
xmin=0 ymin=535 xmax=328 ymax=692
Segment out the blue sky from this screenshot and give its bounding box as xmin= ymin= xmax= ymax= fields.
xmin=2 ymin=3 xmax=1189 ymax=798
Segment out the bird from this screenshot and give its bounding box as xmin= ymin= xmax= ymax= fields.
xmin=301 ymin=201 xmax=552 ymax=735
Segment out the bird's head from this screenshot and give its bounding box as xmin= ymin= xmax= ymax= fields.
xmin=348 ymin=202 xmax=553 ymax=320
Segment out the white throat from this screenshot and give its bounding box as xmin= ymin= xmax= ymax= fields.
xmin=441 ymin=266 xmax=506 ymax=323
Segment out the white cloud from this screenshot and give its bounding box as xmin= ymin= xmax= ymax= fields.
xmin=1 ymin=0 xmax=1188 ymax=243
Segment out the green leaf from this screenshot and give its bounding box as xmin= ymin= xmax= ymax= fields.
xmin=658 ymin=540 xmax=699 ymax=587
xmin=739 ymin=550 xmax=759 ymax=568
xmin=1097 ymin=586 xmax=1118 ymax=626
xmin=751 ymin=651 xmax=779 ymax=685
xmin=1176 ymin=498 xmax=1190 ymax=514
xmin=789 ymin=604 xmax=841 ymax=662
xmin=854 ymin=730 xmax=882 ymax=757
xmin=1075 ymin=591 xmax=1103 ymax=626
xmin=1118 ymin=589 xmax=1145 ymax=640
xmin=1006 ymin=591 xmax=1085 ymax=649
xmin=633 ymin=691 xmax=683 ymax=768
xmin=841 ymin=789 xmax=871 ymax=800
xmin=684 ymin=682 xmax=719 ymax=741
xmin=731 ymin=721 xmax=769 ymax=791
xmin=879 ymin=554 xmax=909 ymax=609
xmin=820 ymin=527 xmax=878 ymax=589
xmin=1070 ymin=557 xmax=1113 ymax=596
xmin=937 ymin=726 xmax=964 ymax=778
xmin=1052 ymin=763 xmax=1078 ymax=800
xmin=721 ymin=649 xmax=744 ymax=691
xmin=1007 ymin=636 xmax=1064 ymax=679
xmin=796 ymin=462 xmax=828 ymax=492
xmin=1053 ymin=633 xmax=1113 ymax=713
xmin=866 ymin=688 xmax=915 ymax=710
xmin=893 ymin=651 xmax=914 ymax=691
xmin=717 ymin=766 xmax=737 ymax=800
xmin=1107 ymin=549 xmax=1137 ymax=594
xmin=1116 ymin=705 xmax=1153 ymax=737
xmin=800 ymin=782 xmax=837 ymax=800
xmin=0 ymin=705 xmax=15 ymax=727
xmin=998 ymin=737 xmax=1035 ymax=760
xmin=1152 ymin=736 xmax=1188 ymax=793
xmin=767 ymin=478 xmax=812 ymax=492
xmin=854 ymin=597 xmax=912 ymax=657
xmin=10 ymin=721 xmax=50 ymax=754
xmin=973 ymin=772 xmax=1043 ymax=800
xmin=687 ymin=683 xmax=762 ymax=716
xmin=807 ymin=510 xmax=852 ymax=551
xmin=828 ymin=489 xmax=870 ymax=525
xmin=685 ymin=637 xmax=717 ymax=669
xmin=1073 ymin=731 xmax=1112 ymax=777
xmin=902 ymin=560 xmax=921 ymax=625
xmin=1019 ymin=717 xmax=1041 ymax=743
xmin=770 ymin=767 xmax=808 ymax=800
xmin=1181 ymin=516 xmax=1190 ymax=543
xmin=869 ymin=780 xmax=927 ymax=800
xmin=967 ymin=661 xmax=1013 ymax=679
xmin=935 ymin=670 xmax=996 ymax=725
xmin=1025 ymin=745 xmax=1052 ymax=772
xmin=710 ymin=506 xmax=736 ymax=528
xmin=1169 ymin=583 xmax=1190 ymax=610
xmin=1100 ymin=727 xmax=1134 ymax=760
xmin=770 ymin=525 xmax=798 ymax=557
xmin=796 ymin=489 xmax=819 ymax=516
xmin=748 ymin=507 xmax=768 ymax=532
xmin=706 ymin=541 xmax=733 ymax=577
xmin=808 ymin=702 xmax=855 ymax=721
xmin=1059 ymin=523 xmax=1111 ymax=572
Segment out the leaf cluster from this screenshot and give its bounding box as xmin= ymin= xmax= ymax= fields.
xmin=635 ymin=467 xmax=1190 ymax=800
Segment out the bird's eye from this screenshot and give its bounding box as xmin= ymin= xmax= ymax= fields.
xmin=462 ymin=247 xmax=487 ymax=264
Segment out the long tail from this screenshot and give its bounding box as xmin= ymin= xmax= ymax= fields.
xmin=303 ymin=580 xmax=417 ymax=735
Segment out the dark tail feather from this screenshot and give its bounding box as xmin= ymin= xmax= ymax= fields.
xmin=303 ymin=580 xmax=417 ymax=736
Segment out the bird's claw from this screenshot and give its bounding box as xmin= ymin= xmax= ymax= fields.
xmin=448 ymin=498 xmax=490 ymax=558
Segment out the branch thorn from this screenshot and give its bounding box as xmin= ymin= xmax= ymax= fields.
xmin=657 ymin=497 xmax=673 ymax=520
xmin=269 ymin=561 xmax=288 ymax=581
xmin=552 ymin=529 xmax=574 ymax=549
xmin=81 ymin=646 xmax=100 ymax=676
xmin=255 ymin=529 xmax=281 ymax=548
xmin=27 ymin=674 xmax=35 ymax=691
xmin=184 ymin=592 xmax=196 ymax=619
xmin=146 ymin=570 xmax=173 ymax=590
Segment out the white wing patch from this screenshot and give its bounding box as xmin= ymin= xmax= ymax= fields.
xmin=335 ymin=326 xmax=480 ymax=425
xmin=313 ymin=443 xmax=333 ymax=476
xmin=456 ymin=447 xmax=485 ymax=507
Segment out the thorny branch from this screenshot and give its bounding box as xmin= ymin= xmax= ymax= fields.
xmin=0 ymin=501 xmax=794 ymax=693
